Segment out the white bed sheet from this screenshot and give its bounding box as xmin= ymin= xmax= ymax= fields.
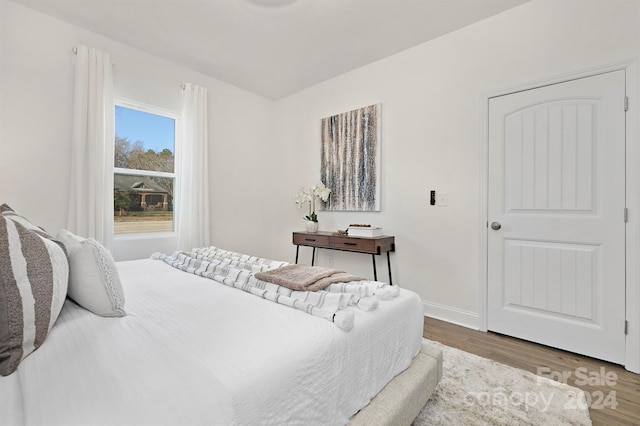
xmin=0 ymin=371 xmax=23 ymax=425
xmin=2 ymin=258 xmax=424 ymax=426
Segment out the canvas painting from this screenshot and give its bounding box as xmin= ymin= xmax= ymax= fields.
xmin=320 ymin=104 xmax=381 ymax=211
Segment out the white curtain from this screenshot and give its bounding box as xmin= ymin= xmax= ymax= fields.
xmin=67 ymin=45 xmax=115 ymax=249
xmin=176 ymin=83 xmax=210 ymax=251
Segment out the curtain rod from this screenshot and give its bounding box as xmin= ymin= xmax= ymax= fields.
xmin=71 ymin=46 xmax=115 ymax=65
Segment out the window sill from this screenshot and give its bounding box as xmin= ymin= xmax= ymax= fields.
xmin=113 ymin=232 xmax=176 ymax=241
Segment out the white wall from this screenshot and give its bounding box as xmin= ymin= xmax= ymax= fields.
xmin=272 ymin=0 xmax=640 ymax=327
xmin=0 ymin=0 xmax=275 ymax=261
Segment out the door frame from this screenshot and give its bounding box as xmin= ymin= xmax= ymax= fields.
xmin=478 ymin=58 xmax=640 ymax=373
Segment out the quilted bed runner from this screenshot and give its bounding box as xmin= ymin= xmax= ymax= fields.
xmin=154 ymin=246 xmax=399 ymax=330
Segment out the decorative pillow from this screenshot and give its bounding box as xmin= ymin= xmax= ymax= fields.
xmin=0 ymin=216 xmax=69 ymax=376
xmin=1 ymin=204 xmax=52 ymax=238
xmin=56 ymin=230 xmax=125 ymax=317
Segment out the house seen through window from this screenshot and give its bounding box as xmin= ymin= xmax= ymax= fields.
xmin=114 ymin=103 xmax=177 ymax=235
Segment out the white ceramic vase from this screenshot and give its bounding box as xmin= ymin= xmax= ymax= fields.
xmin=305 ymin=220 xmax=319 ymax=232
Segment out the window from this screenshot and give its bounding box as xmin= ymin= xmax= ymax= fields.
xmin=114 ymin=102 xmax=178 ymax=235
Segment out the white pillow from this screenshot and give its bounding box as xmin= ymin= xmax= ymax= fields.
xmin=56 ymin=229 xmax=125 ymax=317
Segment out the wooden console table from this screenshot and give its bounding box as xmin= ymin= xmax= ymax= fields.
xmin=292 ymin=231 xmax=396 ymax=285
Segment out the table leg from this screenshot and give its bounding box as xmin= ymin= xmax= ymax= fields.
xmin=387 ymin=251 xmax=393 ymax=286
xmin=372 ymin=254 xmax=378 ymax=281
xmin=295 ymin=245 xmax=300 ymax=264
xmin=312 ymin=247 xmax=316 ymax=266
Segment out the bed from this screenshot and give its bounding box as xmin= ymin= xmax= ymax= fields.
xmin=0 ymin=206 xmax=442 ymax=426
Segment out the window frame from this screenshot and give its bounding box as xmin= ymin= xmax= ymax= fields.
xmin=113 ymin=98 xmax=181 ymax=239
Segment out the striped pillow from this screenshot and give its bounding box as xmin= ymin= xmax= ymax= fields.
xmin=0 ymin=215 xmax=68 ymax=376
xmin=1 ymin=204 xmax=52 ymax=238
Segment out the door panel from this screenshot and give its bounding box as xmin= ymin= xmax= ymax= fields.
xmin=503 ymin=240 xmax=597 ymax=320
xmin=488 ymin=70 xmax=626 ymax=364
xmin=504 ymin=103 xmax=597 ymax=212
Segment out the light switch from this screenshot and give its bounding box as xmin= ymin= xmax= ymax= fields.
xmin=436 ymin=192 xmax=448 ymax=207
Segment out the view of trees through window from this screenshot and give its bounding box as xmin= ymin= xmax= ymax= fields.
xmin=114 ymin=104 xmax=177 ymax=235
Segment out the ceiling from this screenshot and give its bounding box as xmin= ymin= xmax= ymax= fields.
xmin=10 ymin=0 xmax=529 ymax=100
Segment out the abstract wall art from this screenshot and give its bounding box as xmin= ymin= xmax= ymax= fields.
xmin=320 ymin=104 xmax=381 ymax=211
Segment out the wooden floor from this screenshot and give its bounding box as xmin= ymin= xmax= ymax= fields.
xmin=423 ymin=317 xmax=640 ymax=426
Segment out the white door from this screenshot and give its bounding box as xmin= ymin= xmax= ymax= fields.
xmin=487 ymin=70 xmax=626 ymax=364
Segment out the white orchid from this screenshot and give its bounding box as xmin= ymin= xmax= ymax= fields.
xmin=310 ymin=181 xmax=331 ymax=203
xmin=294 ymin=182 xmax=332 ymax=222
xmin=294 ymin=188 xmax=312 ymax=208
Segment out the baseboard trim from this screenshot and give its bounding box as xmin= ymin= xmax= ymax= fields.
xmin=423 ymin=301 xmax=480 ymax=330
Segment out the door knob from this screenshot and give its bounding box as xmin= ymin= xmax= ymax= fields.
xmin=490 ymin=222 xmax=502 ymax=230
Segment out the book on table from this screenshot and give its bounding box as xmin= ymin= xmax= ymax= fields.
xmin=347 ymin=226 xmax=383 ymax=237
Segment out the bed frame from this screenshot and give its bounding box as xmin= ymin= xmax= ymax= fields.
xmin=348 ymin=343 xmax=443 ymax=426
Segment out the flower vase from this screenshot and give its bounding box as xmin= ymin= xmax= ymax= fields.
xmin=305 ymin=220 xmax=319 ymax=233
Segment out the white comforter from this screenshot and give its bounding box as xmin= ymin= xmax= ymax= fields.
xmin=1 ymin=259 xmax=424 ymax=426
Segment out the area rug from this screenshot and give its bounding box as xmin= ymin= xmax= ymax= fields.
xmin=412 ymin=340 xmax=592 ymax=426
